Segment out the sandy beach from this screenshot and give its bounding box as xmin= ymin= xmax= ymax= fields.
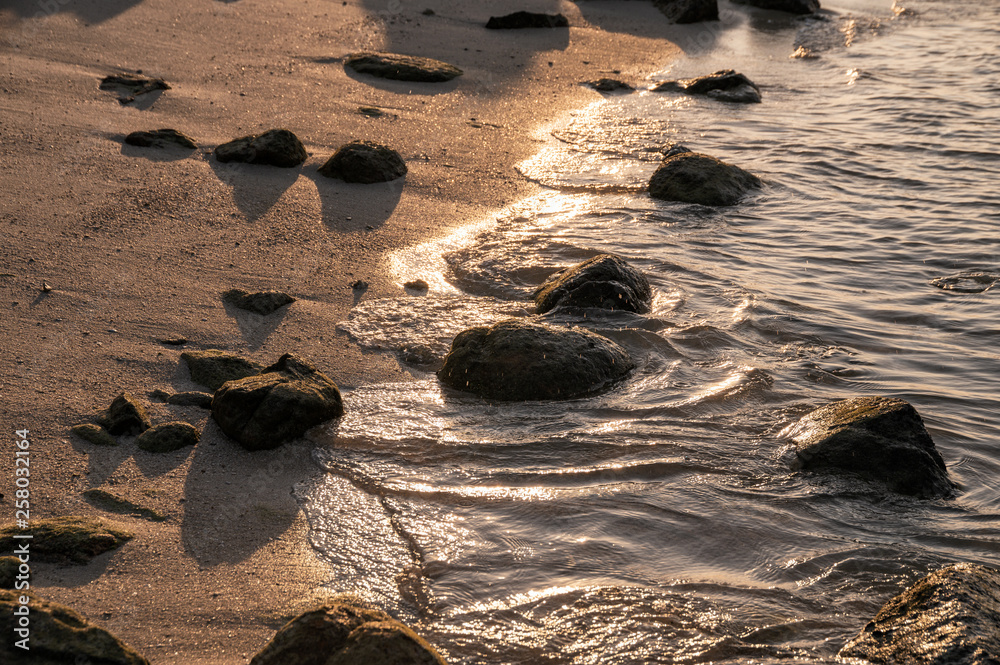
xmin=0 ymin=0 xmax=682 ymax=661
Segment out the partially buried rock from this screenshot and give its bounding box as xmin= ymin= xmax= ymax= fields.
xmin=731 ymin=0 xmax=820 ymax=14
xmin=649 ymin=151 xmax=761 ymax=206
xmin=840 ymin=563 xmax=1000 ymax=664
xmin=124 ymin=128 xmax=197 ymax=149
xmin=71 ymin=423 xmax=117 ymax=446
xmin=98 ymin=392 xmax=151 ymax=436
xmin=344 ymin=52 xmax=462 ymax=82
xmin=250 ymin=601 xmax=447 ymax=665
xmin=652 ymin=69 xmax=761 ymax=103
xmin=0 ymin=517 xmax=132 ymax=565
xmin=136 ymin=422 xmax=200 ymax=453
xmin=223 ymin=288 xmax=296 ymax=315
xmin=181 ymin=349 xmax=262 ymax=392
xmin=214 ymin=129 xmax=308 ymax=168
xmin=485 ymin=11 xmax=569 ymax=29
xmin=654 ymin=0 xmax=719 ymax=23
xmin=99 ymin=73 xmax=169 ymax=104
xmin=535 ymin=254 xmax=652 ymax=314
xmin=786 ymin=396 xmax=956 ymax=498
xmin=438 ymin=319 xmax=634 ymax=401
xmin=319 ymin=141 xmax=407 ymax=184
xmin=166 ymin=391 xmax=214 ymax=409
xmin=212 ymin=353 xmax=344 ymax=451
xmin=0 ymin=590 xmax=149 ymax=665
xmin=587 ymin=78 xmax=634 ymax=93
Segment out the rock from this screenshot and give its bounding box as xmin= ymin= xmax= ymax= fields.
xmin=158 ymin=336 xmax=188 ymax=346
xmin=214 ymin=129 xmax=308 ymax=168
xmin=731 ymin=0 xmax=820 ymax=14
xmin=124 ymin=128 xmax=197 ymax=149
xmin=654 ymin=0 xmax=719 ymax=23
xmin=99 ymin=73 xmax=169 ymax=104
xmin=485 ymin=12 xmax=569 ymax=29
xmin=318 ymin=141 xmax=407 ymax=184
xmin=438 ymin=319 xmax=634 ymax=401
xmin=249 ymin=601 xmax=447 ymax=665
xmin=840 ymin=563 xmax=1000 ymax=664
xmin=404 ymin=279 xmax=430 ymax=292
xmin=649 ymin=151 xmax=761 ymax=206
xmin=652 ymin=69 xmax=761 ymax=103
xmin=83 ymin=489 xmax=166 ymax=522
xmin=587 ymin=78 xmax=634 ymax=93
xmin=223 ymin=288 xmax=296 ymax=315
xmin=211 ymin=353 xmax=344 ymax=451
xmin=71 ymin=423 xmax=117 ymax=446
xmin=357 ymin=106 xmax=385 ymax=118
xmin=534 ymin=254 xmax=653 ymax=314
xmin=166 ymin=391 xmax=214 ymax=409
xmin=98 ymin=392 xmax=151 ymax=435
xmin=786 ymin=396 xmax=955 ymax=498
xmin=344 ymin=52 xmax=463 ymax=82
xmin=790 ymin=45 xmax=820 ymax=59
xmin=0 ymin=590 xmax=149 ymax=664
xmin=136 ymin=422 xmax=200 ymax=453
xmin=0 ymin=517 xmax=132 ymax=565
xmin=0 ymin=556 xmax=18 ymax=588
xmin=181 ymin=349 xmax=262 ymax=392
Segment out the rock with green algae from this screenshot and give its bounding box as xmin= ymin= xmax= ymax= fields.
xmin=181 ymin=349 xmax=262 ymax=392
xmin=0 ymin=556 xmax=18 ymax=588
xmin=71 ymin=423 xmax=117 ymax=446
xmin=0 ymin=517 xmax=132 ymax=565
xmin=135 ymin=421 xmax=200 ymax=453
xmin=98 ymin=392 xmax=150 ymax=435
xmin=0 ymin=590 xmax=149 ymax=664
xmin=82 ymin=489 xmax=166 ymax=522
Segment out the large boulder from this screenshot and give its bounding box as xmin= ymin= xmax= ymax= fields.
xmin=652 ymin=69 xmax=761 ymax=103
xmin=786 ymin=396 xmax=955 ymax=498
xmin=438 ymin=319 xmax=634 ymax=401
xmin=344 ymin=52 xmax=462 ymax=82
xmin=318 ymin=141 xmax=407 ymax=184
xmin=250 ymin=601 xmax=447 ymax=665
xmin=840 ymin=563 xmax=1000 ymax=664
xmin=211 ymin=354 xmax=344 ymax=451
xmin=135 ymin=421 xmax=200 ymax=453
xmin=534 ymin=254 xmax=652 ymax=314
xmin=0 ymin=590 xmax=149 ymax=664
xmin=731 ymin=0 xmax=819 ymax=14
xmin=99 ymin=392 xmax=151 ymax=436
xmin=654 ymin=0 xmax=719 ymax=23
xmin=0 ymin=517 xmax=132 ymax=565
xmin=649 ymin=151 xmax=761 ymax=206
xmin=485 ymin=12 xmax=569 ymax=29
xmin=181 ymin=349 xmax=262 ymax=392
xmin=214 ymin=129 xmax=308 ymax=168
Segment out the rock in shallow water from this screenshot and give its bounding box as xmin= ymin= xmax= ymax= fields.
xmin=318 ymin=141 xmax=407 ymax=184
xmin=654 ymin=0 xmax=719 ymax=23
xmin=649 ymin=151 xmax=761 ymax=206
xmin=652 ymin=69 xmax=761 ymax=103
xmin=485 ymin=11 xmax=569 ymax=29
xmin=214 ymin=129 xmax=308 ymax=168
xmin=344 ymin=52 xmax=462 ymax=82
xmin=534 ymin=254 xmax=652 ymax=314
xmin=731 ymin=0 xmax=820 ymax=14
xmin=438 ymin=319 xmax=634 ymax=401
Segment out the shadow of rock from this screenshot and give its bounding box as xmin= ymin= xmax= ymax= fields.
xmin=222 ymin=300 xmax=289 ymax=350
xmin=3 ymin=0 xmax=143 ymax=23
xmin=302 ymin=168 xmax=404 ymax=233
xmin=119 ymin=138 xmax=197 ymax=163
xmin=337 ymin=63 xmax=463 ymax=96
xmin=209 ymin=157 xmax=301 ymax=222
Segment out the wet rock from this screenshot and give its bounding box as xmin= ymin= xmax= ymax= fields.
xmin=211 ymin=353 xmax=344 ymax=451
xmin=214 ymin=129 xmax=308 ymax=168
xmin=840 ymin=563 xmax=1000 ymax=664
xmin=98 ymin=392 xmax=151 ymax=436
xmin=99 ymin=73 xmax=169 ymax=104
xmin=83 ymin=489 xmax=166 ymax=522
xmin=0 ymin=517 xmax=132 ymax=565
xmin=124 ymin=128 xmax=197 ymax=149
xmin=485 ymin=11 xmax=569 ymax=29
xmin=400 ymin=343 xmax=438 ymax=366
xmin=654 ymin=0 xmax=719 ymax=23
xmin=318 ymin=141 xmax=407 ymax=184
xmin=0 ymin=590 xmax=149 ymax=664
xmin=71 ymin=423 xmax=117 ymax=446
xmin=535 ymin=254 xmax=652 ymax=314
xmin=136 ymin=422 xmax=200 ymax=453
xmin=344 ymin=52 xmax=463 ymax=82
xmin=587 ymin=78 xmax=634 ymax=93
xmin=438 ymin=319 xmax=634 ymax=401
xmin=652 ymin=69 xmax=761 ymax=103
xmin=649 ymin=151 xmax=761 ymax=206
xmin=250 ymin=601 xmax=447 ymax=665
xmin=404 ymin=279 xmax=430 ymax=292
xmin=786 ymin=396 xmax=955 ymax=498
xmin=731 ymin=0 xmax=820 ymax=14
xmin=0 ymin=557 xmax=18 ymax=588
xmin=223 ymin=288 xmax=296 ymax=315
xmin=181 ymin=349 xmax=262 ymax=392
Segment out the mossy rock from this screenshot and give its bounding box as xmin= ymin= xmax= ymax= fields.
xmin=83 ymin=489 xmax=166 ymax=522
xmin=181 ymin=349 xmax=262 ymax=392
xmin=0 ymin=556 xmax=18 ymax=589
xmin=71 ymin=423 xmax=117 ymax=446
xmin=98 ymin=392 xmax=151 ymax=435
xmin=135 ymin=421 xmax=200 ymax=453
xmin=0 ymin=517 xmax=132 ymax=565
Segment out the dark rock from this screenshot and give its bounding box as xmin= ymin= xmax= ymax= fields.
xmin=158 ymin=336 xmax=188 ymax=346
xmin=485 ymin=12 xmax=569 ymax=29
xmin=211 ymin=354 xmax=344 ymax=451
xmin=71 ymin=423 xmax=117 ymax=446
xmin=124 ymin=129 xmax=197 ymax=149
xmin=223 ymin=288 xmax=296 ymax=315
xmin=790 ymin=45 xmax=820 ymax=59
xmin=181 ymin=349 xmax=262 ymax=392
xmin=404 ymin=279 xmax=430 ymax=292
xmin=652 ymin=69 xmax=761 ymax=103
xmin=357 ymin=106 xmax=385 ymax=118
xmin=787 ymin=396 xmax=955 ymax=498
xmin=214 ymin=129 xmax=308 ymax=168
xmin=654 ymin=0 xmax=719 ymax=23
xmin=0 ymin=557 xmax=18 ymax=589
xmin=649 ymin=151 xmax=761 ymax=206
xmin=438 ymin=319 xmax=634 ymax=401
xmin=250 ymin=601 xmax=447 ymax=665
xmin=662 ymin=143 xmax=693 ymax=159
xmin=318 ymin=141 xmax=407 ymax=184
xmin=344 ymin=52 xmax=463 ymax=82
xmin=168 ymin=391 xmax=214 ymax=408
xmin=731 ymin=0 xmax=820 ymax=14
xmin=0 ymin=590 xmax=149 ymax=664
xmin=0 ymin=517 xmax=132 ymax=565
xmin=99 ymin=73 xmax=169 ymax=104
xmin=840 ymin=563 xmax=1000 ymax=664
xmin=99 ymin=392 xmax=151 ymax=436
xmin=136 ymin=422 xmax=200 ymax=453
xmin=83 ymin=489 xmax=166 ymax=522
xmin=535 ymin=255 xmax=652 ymax=314
xmin=587 ymin=78 xmax=634 ymax=93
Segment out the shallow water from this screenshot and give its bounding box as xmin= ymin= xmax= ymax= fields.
xmin=305 ymin=1 xmax=1000 ymax=661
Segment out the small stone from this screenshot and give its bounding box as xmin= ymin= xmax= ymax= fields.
xmin=41 ymin=281 xmax=52 ymax=292
xmin=214 ymin=129 xmax=308 ymax=168
xmin=534 ymin=254 xmax=652 ymax=314
xmin=344 ymin=52 xmax=462 ymax=82
xmin=100 ymin=73 xmax=170 ymax=104
xmin=652 ymin=69 xmax=762 ymax=103
xmin=99 ymin=392 xmax=151 ymax=435
xmin=125 ymin=128 xmax=198 ymax=149
xmin=136 ymin=422 xmax=200 ymax=453
xmin=587 ymin=78 xmax=634 ymax=93
xmin=71 ymin=423 xmax=117 ymax=447
xmin=351 ymin=280 xmax=369 ymax=291
xmin=222 ymin=289 xmax=296 ymax=316
xmin=181 ymin=349 xmax=262 ymax=392
xmin=0 ymin=517 xmax=132 ymax=565
xmin=485 ymin=12 xmax=569 ymax=29
xmin=165 ymin=391 xmax=214 ymax=409
xmin=158 ymin=336 xmax=188 ymax=346
xmin=318 ymin=141 xmax=407 ymax=184
xmin=404 ymin=279 xmax=429 ymax=292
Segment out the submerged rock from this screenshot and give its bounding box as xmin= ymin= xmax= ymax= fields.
xmin=649 ymin=151 xmax=761 ymax=206
xmin=786 ymin=396 xmax=955 ymax=498
xmin=344 ymin=52 xmax=462 ymax=82
xmin=124 ymin=128 xmax=197 ymax=149
xmin=223 ymin=288 xmax=296 ymax=315
xmin=99 ymin=392 xmax=151 ymax=436
xmin=211 ymin=354 xmax=344 ymax=451
xmin=486 ymin=11 xmax=569 ymax=29
xmin=438 ymin=319 xmax=634 ymax=401
xmin=0 ymin=590 xmax=149 ymax=664
xmin=71 ymin=423 xmax=117 ymax=446
xmin=136 ymin=422 xmax=200 ymax=453
xmin=840 ymin=563 xmax=1000 ymax=664
xmin=0 ymin=517 xmax=132 ymax=565
xmin=99 ymin=73 xmax=169 ymax=104
xmin=534 ymin=254 xmax=652 ymax=314
xmin=731 ymin=0 xmax=820 ymax=14
xmin=214 ymin=129 xmax=308 ymax=168
xmin=654 ymin=0 xmax=719 ymax=23
xmin=250 ymin=601 xmax=447 ymax=665
xmin=652 ymin=69 xmax=761 ymax=103
xmin=181 ymin=349 xmax=262 ymax=392
xmin=318 ymin=141 xmax=407 ymax=184
xmin=587 ymin=78 xmax=634 ymax=93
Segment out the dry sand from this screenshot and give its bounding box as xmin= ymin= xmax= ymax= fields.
xmin=0 ymin=0 xmax=682 ymax=661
